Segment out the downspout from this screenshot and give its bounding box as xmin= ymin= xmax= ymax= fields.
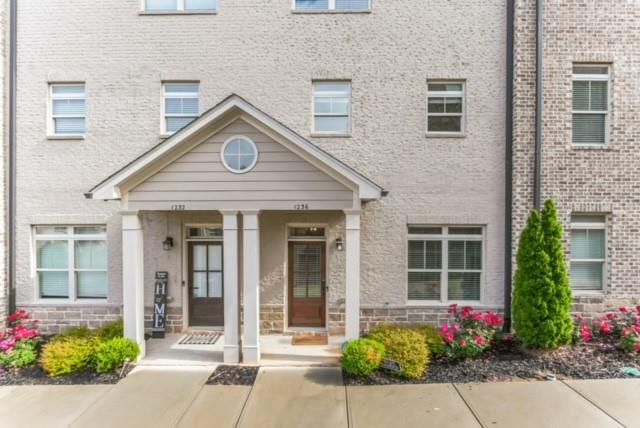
xmin=8 ymin=0 xmax=17 ymax=314
xmin=503 ymin=0 xmax=514 ymax=332
xmin=533 ymin=0 xmax=543 ymax=209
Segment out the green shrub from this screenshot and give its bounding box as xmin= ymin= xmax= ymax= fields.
xmin=369 ymin=324 xmax=429 ymax=379
xmin=0 ymin=339 xmax=40 ymax=369
xmin=55 ymin=326 xmax=93 ymax=340
xmin=40 ymin=336 xmax=97 ymax=376
xmin=96 ymin=319 xmax=124 ymax=340
xmin=95 ymin=337 xmax=140 ymax=373
xmin=342 ymin=338 xmax=385 ymax=376
xmin=513 ymin=200 xmax=573 ymax=349
xmin=413 ymin=325 xmax=445 ymax=356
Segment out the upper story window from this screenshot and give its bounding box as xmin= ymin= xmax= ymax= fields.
xmin=294 ymin=0 xmax=370 ymax=12
xmin=35 ymin=226 xmax=107 ymax=300
xmin=49 ymin=83 xmax=86 ymax=137
xmin=408 ymin=226 xmax=483 ymax=303
xmin=312 ymin=81 xmax=351 ymax=135
xmin=570 ymin=215 xmax=606 ymax=292
xmin=145 ymin=0 xmax=217 ymax=12
xmin=572 ymin=65 xmax=610 ymax=146
xmin=221 ymin=136 xmax=259 ymax=174
xmin=163 ymin=82 xmax=200 ymax=134
xmin=427 ymin=81 xmax=465 ymax=135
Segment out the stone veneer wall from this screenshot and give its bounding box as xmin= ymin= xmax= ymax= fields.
xmin=512 ymin=0 xmax=640 ymax=317
xmin=19 ymin=305 xmax=122 ymax=335
xmin=143 ymin=306 xmax=183 ymax=334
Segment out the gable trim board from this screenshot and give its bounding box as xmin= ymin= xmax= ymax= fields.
xmin=87 ymin=94 xmax=384 ymax=208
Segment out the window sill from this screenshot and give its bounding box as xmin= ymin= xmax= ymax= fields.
xmin=572 ymin=290 xmax=605 ymax=297
xmin=33 ymin=299 xmax=111 ymax=306
xmin=139 ymin=10 xmax=217 ymax=16
xmin=406 ymin=301 xmax=489 ymax=308
xmin=159 ymin=133 xmax=175 ymax=139
xmin=311 ymin=133 xmax=352 ymax=138
xmin=571 ymin=144 xmax=613 ymax=151
xmin=292 ymin=9 xmax=371 ymax=14
xmin=47 ymin=135 xmax=85 ymax=141
xmin=426 ymin=132 xmax=466 ymax=139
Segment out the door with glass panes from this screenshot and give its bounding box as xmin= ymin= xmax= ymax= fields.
xmin=288 ymin=242 xmax=326 ymax=327
xmin=188 ymin=242 xmax=223 ymax=326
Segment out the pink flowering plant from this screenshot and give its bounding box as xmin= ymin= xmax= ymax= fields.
xmin=0 ymin=310 xmax=42 ymax=369
xmin=439 ymin=305 xmax=504 ymax=360
xmin=573 ymin=306 xmax=640 ymax=353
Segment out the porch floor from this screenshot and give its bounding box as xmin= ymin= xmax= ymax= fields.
xmin=139 ymin=334 xmax=343 ymax=367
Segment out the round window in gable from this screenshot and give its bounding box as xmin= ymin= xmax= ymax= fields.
xmin=221 ymin=136 xmax=259 ymax=174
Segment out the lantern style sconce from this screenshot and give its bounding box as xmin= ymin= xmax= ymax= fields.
xmin=335 ymin=237 xmax=344 ymax=252
xmin=162 ymin=237 xmax=174 ymax=251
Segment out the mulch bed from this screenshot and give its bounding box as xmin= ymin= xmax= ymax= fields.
xmin=206 ymin=365 xmax=259 ymax=386
xmin=0 ymin=364 xmax=134 ymax=386
xmin=344 ymin=338 xmax=640 ymax=386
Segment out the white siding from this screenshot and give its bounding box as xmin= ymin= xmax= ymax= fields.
xmin=127 ymin=120 xmax=354 ymax=210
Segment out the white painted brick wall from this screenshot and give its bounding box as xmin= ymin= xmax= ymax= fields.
xmin=14 ymin=1 xmax=506 ymax=314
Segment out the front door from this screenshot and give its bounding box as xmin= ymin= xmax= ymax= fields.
xmin=188 ymin=242 xmax=224 ymax=326
xmin=288 ymin=242 xmax=326 ymax=327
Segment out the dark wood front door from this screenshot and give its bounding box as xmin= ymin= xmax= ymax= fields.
xmin=288 ymin=242 xmax=326 ymax=327
xmin=188 ymin=242 xmax=224 ymax=326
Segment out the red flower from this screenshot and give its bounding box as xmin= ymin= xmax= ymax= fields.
xmin=502 ymin=335 xmax=512 ymax=342
xmin=619 ymin=307 xmax=629 ymax=313
xmin=460 ymin=306 xmax=474 ymax=319
xmin=579 ymin=324 xmax=592 ymax=342
xmin=606 ymin=313 xmax=618 ymax=320
xmin=7 ymin=310 xmax=28 ymax=323
xmin=599 ymin=320 xmax=613 ymax=335
xmin=448 ymin=304 xmax=458 ymax=315
xmin=459 ymin=339 xmax=467 ymax=346
xmin=474 ymin=336 xmax=486 ymax=346
xmin=634 ymin=343 xmax=640 ymax=352
xmin=471 ymin=312 xmax=484 ymax=321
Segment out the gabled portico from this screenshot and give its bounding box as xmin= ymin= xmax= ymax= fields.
xmin=87 ymin=95 xmax=383 ymax=363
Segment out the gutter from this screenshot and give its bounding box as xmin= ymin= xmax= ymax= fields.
xmin=8 ymin=0 xmax=17 ymax=314
xmin=533 ymin=0 xmax=543 ymax=209
xmin=503 ymin=0 xmax=514 ymax=332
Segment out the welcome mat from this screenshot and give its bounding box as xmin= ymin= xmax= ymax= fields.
xmin=178 ymin=332 xmax=221 ymax=345
xmin=292 ymin=334 xmax=329 ymax=346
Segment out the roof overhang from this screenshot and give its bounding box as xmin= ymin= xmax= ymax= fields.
xmin=87 ymin=94 xmax=384 ymax=204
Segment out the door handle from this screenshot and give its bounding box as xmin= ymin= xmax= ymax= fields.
xmin=322 ymin=280 xmax=327 ymax=292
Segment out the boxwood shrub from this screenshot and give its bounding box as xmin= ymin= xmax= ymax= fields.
xmin=341 ymin=338 xmax=385 ymax=377
xmin=95 ymin=337 xmax=140 ymax=373
xmin=369 ymin=324 xmax=430 ymax=379
xmin=41 ymin=336 xmax=98 ymax=377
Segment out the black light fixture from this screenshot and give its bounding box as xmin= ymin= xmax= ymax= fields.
xmin=162 ymin=237 xmax=174 ymax=251
xmin=336 ymin=237 xmax=344 ymax=252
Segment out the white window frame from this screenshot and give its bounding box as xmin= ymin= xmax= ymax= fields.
xmin=407 ymin=226 xmax=484 ymax=305
xmin=571 ymin=64 xmax=611 ymax=146
xmin=312 ymin=81 xmax=352 ymax=136
xmin=220 ymin=135 xmax=259 ymax=174
xmin=570 ymin=215 xmax=607 ymax=293
xmin=48 ymin=83 xmax=86 ymax=138
xmin=33 ymin=226 xmax=108 ymax=303
xmin=292 ymin=0 xmax=371 ymax=12
xmin=426 ymin=81 xmax=465 ymax=136
xmin=162 ymin=82 xmax=200 ymax=135
xmin=142 ymin=0 xmax=217 ymax=13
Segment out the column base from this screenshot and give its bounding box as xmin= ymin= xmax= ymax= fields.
xmin=224 ymin=345 xmax=240 ymax=364
xmin=242 ymin=345 xmax=260 ymax=364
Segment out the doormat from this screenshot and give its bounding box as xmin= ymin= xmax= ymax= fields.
xmin=178 ymin=333 xmax=221 ymax=345
xmin=292 ymin=334 xmax=329 ymax=346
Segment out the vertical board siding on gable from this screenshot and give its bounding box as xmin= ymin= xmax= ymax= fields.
xmin=127 ymin=120 xmax=354 ymax=211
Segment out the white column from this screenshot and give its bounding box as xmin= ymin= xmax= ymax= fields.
xmin=344 ymin=211 xmax=361 ymax=340
xmin=122 ymin=212 xmax=145 ymax=358
xmin=241 ymin=211 xmax=260 ymax=364
xmin=221 ymin=211 xmax=240 ymax=363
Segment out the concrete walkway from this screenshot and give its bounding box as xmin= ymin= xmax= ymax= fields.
xmin=0 ymin=367 xmax=638 ymax=428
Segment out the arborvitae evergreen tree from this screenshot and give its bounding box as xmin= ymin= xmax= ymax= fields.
xmin=513 ymin=201 xmax=572 ymax=349
xmin=540 ymin=199 xmax=574 ymax=345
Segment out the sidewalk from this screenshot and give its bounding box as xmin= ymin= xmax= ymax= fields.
xmin=0 ymin=367 xmax=638 ymax=428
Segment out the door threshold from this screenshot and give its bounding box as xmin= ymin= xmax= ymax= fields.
xmin=185 ymin=326 xmax=224 ymax=332
xmin=285 ymin=327 xmax=328 ymax=335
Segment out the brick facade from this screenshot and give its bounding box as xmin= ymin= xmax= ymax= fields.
xmin=19 ymin=304 xmax=122 ymax=335
xmin=512 ymin=0 xmax=640 ymax=316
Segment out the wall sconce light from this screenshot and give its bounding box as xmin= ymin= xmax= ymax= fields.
xmin=162 ymin=237 xmax=174 ymax=251
xmin=336 ymin=237 xmax=344 ymax=252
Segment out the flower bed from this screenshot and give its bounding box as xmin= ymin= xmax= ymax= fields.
xmin=0 ymin=311 xmax=138 ymax=385
xmin=342 ymin=305 xmax=639 ymax=385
